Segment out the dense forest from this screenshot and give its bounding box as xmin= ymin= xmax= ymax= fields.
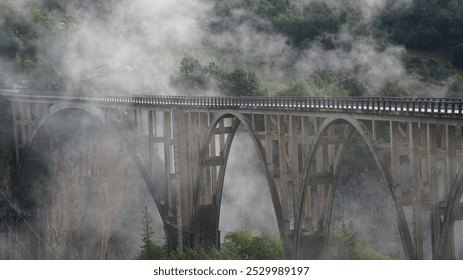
xmin=0 ymin=0 xmax=462 ymax=97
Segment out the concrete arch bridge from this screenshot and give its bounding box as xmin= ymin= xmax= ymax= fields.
xmin=2 ymin=90 xmax=463 ymax=259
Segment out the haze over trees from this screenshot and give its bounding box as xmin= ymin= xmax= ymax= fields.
xmin=0 ymin=0 xmax=462 ymax=96
xmin=1 ymin=0 xmax=463 ymax=260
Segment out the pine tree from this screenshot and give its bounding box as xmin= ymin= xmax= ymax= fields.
xmin=137 ymin=207 xmax=165 ymax=259
xmin=140 ymin=206 xmax=154 ymax=250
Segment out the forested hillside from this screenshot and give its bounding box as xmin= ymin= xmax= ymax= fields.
xmin=1 ymin=0 xmax=462 ymax=97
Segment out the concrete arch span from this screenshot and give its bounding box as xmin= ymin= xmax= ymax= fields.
xmin=18 ymin=103 xmax=105 ymax=177
xmin=191 ymin=111 xmax=287 ymax=255
xmin=295 ymin=114 xmax=415 ymax=260
xmin=438 ymin=160 xmax=463 ymax=259
xmin=17 ymin=104 xmax=172 ymax=237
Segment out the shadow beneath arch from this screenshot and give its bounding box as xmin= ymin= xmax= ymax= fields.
xmin=328 ymin=132 xmax=405 ymax=259
xmin=295 ymin=114 xmax=415 ymax=260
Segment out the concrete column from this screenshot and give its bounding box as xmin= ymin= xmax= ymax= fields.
xmin=390 ymin=121 xmax=402 ymax=197
xmin=409 ymin=122 xmax=423 ymax=259
xmin=278 ymin=114 xmax=290 ymax=233
xmin=445 ymin=125 xmax=456 ymax=259
xmin=427 ymin=123 xmax=440 ymax=258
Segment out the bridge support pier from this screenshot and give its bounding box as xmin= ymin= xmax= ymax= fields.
xmin=197 ymin=205 xmax=220 ymax=249
xmin=298 ymin=234 xmax=325 ymax=259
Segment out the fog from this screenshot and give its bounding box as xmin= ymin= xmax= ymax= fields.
xmin=2 ymin=0 xmax=439 ymax=95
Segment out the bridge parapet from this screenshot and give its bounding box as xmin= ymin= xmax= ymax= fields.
xmin=2 ymin=90 xmax=463 ymax=119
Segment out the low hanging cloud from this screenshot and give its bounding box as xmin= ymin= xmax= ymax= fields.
xmin=6 ymin=0 xmax=454 ymax=97
xmin=296 ymin=33 xmax=407 ymax=92
xmin=37 ymin=0 xmax=213 ymax=93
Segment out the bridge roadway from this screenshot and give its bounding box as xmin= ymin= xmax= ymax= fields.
xmin=2 ymin=89 xmax=463 ymax=259
xmin=2 ymin=90 xmax=463 ymax=117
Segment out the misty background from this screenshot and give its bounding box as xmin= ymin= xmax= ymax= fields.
xmin=1 ymin=0 xmax=463 ymax=259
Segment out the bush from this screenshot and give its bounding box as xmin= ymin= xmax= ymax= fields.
xmin=327 ymin=221 xmax=390 ymax=260
xmin=222 ymin=229 xmax=283 ymax=260
xmin=135 ymin=208 xmax=283 ymax=260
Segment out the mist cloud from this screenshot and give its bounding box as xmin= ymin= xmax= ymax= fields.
xmin=37 ymin=0 xmax=213 ymax=93
xmin=296 ymin=33 xmax=407 ymax=92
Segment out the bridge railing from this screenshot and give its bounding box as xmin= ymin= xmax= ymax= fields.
xmin=2 ymin=90 xmax=463 ymax=118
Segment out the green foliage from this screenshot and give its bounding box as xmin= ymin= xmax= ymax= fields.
xmin=339 ymin=77 xmax=369 ymax=97
xmin=165 ymin=230 xmax=283 ymax=260
xmin=378 ymin=81 xmax=409 ymax=97
xmin=277 ymin=72 xmax=371 ymax=97
xmin=449 ymin=75 xmax=463 ymax=95
xmin=136 ymin=242 xmax=166 ymax=260
xmin=241 ymin=0 xmax=292 ymax=18
xmin=219 ymin=68 xmax=264 ymax=96
xmin=0 ymin=2 xmax=38 ymax=73
xmin=166 ymin=247 xmax=239 ymax=260
xmin=406 ymin=57 xmax=458 ymax=84
xmin=136 ymin=207 xmax=166 ymax=259
xmin=378 ymin=0 xmax=463 ymax=51
xmin=241 ymin=0 xmax=344 ymax=46
xmin=172 ymin=57 xmax=213 ymax=92
xmin=140 ymin=207 xmax=154 ymax=250
xmin=327 ymin=221 xmax=390 ymax=260
xmin=222 ymin=229 xmax=283 ymax=259
xmin=172 ymin=57 xmax=265 ymax=96
xmin=135 ymin=220 xmax=283 ymax=260
xmin=452 ymin=44 xmax=463 ymax=69
xmin=277 ymin=79 xmax=315 ymax=96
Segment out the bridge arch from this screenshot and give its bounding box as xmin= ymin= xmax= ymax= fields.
xmin=438 ymin=160 xmax=463 ymax=259
xmin=18 ymin=103 xmax=105 ymax=176
xmin=191 ymin=111 xmax=286 ymax=254
xmin=295 ymin=114 xmax=415 ymax=259
xmin=17 ymin=103 xmax=171 ymax=232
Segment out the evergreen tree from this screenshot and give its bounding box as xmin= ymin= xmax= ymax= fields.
xmin=136 ymin=207 xmax=165 ymax=259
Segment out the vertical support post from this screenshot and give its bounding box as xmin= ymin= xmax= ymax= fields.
xmin=188 ymin=113 xmax=199 ymax=216
xmin=163 ymin=112 xmax=174 ymax=216
xmin=315 ymin=118 xmax=325 ymax=232
xmin=290 ymin=115 xmax=300 ymax=226
xmin=265 ymin=114 xmax=274 ymax=177
xmin=445 ymin=125 xmax=456 ymax=259
xmin=427 ymin=123 xmax=440 ymax=258
xmin=278 ymin=114 xmax=290 ymax=233
xmin=301 ymin=116 xmax=312 ymax=231
xmin=173 ymin=109 xmax=190 ymax=249
xmin=218 ymin=118 xmax=225 ymax=155
xmin=148 ymin=111 xmax=155 ymax=177
xmin=390 ymin=121 xmax=401 ymax=196
xmin=209 ymin=115 xmax=217 ymax=195
xmin=199 ymin=113 xmax=212 ymax=205
xmin=409 ymin=122 xmax=423 ymax=259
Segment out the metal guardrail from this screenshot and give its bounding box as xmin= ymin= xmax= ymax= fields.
xmin=1 ymin=89 xmax=463 ymax=117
